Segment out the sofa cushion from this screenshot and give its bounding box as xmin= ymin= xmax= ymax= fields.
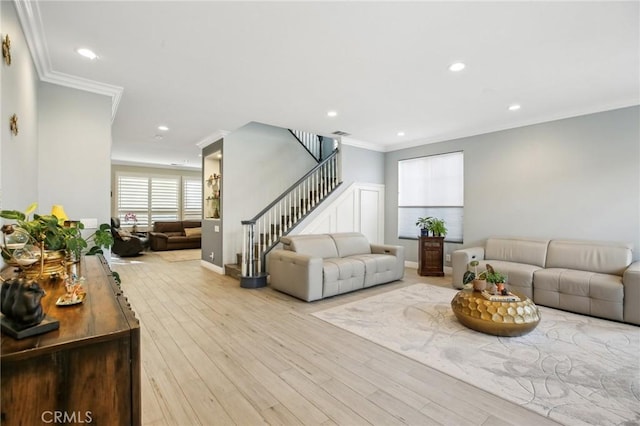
xmin=330 ymin=232 xmax=371 ymax=257
xmin=153 ymin=221 xmax=184 ymax=233
xmin=322 ymin=258 xmax=365 ymax=297
xmin=472 ymin=260 xmax=541 ymax=299
xmin=545 ymin=240 xmax=633 ymax=276
xmin=182 ymin=221 xmax=202 ymax=229
xmin=534 ymin=268 xmax=624 ymax=321
xmin=347 ymin=254 xmax=398 ymax=287
xmin=485 ymin=237 xmax=550 ymax=268
xmin=184 ymin=227 xmax=202 ymax=237
xmin=281 ymin=234 xmax=339 ymax=259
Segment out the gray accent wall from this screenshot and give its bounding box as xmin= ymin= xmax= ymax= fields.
xmin=385 ymin=106 xmax=640 ymax=263
xmin=342 ymin=144 xmax=385 ymax=184
xmin=202 ymin=139 xmax=223 ymax=267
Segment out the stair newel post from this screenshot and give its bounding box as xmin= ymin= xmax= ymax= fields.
xmin=240 ymin=219 xmax=267 ymax=289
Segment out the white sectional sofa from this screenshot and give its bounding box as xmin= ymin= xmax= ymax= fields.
xmin=268 ymin=232 xmax=405 ymax=301
xmin=452 ymin=237 xmax=639 ymax=325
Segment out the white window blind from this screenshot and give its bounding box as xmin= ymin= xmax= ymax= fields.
xmin=150 ymin=177 xmax=179 ymax=222
xmin=183 ymin=177 xmax=203 ymax=220
xmin=117 ymin=176 xmax=150 ymax=227
xmin=116 ymin=173 xmax=202 ymax=227
xmin=398 ymin=151 xmax=464 ymax=242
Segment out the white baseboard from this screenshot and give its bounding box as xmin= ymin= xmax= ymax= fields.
xmin=405 ymin=261 xmax=418 ymax=269
xmin=201 ymin=260 xmax=224 ymax=275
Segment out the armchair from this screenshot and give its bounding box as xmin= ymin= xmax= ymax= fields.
xmin=110 ymin=217 xmax=148 ymax=257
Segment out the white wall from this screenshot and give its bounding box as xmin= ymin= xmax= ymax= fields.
xmin=385 ymin=106 xmax=640 ymax=262
xmin=1 ymin=1 xmax=39 ymax=211
xmin=38 ymin=83 xmax=112 ymax=231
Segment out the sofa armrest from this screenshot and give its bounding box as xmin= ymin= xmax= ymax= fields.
xmin=623 ymin=261 xmax=640 ymax=325
xmin=149 ymin=231 xmax=169 ymax=251
xmin=371 ymin=244 xmax=405 ymax=280
xmin=267 ymin=250 xmax=324 ymax=301
xmin=451 ymin=247 xmax=485 ymax=289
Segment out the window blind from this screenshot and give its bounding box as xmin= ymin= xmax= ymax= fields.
xmin=397 ymin=151 xmax=464 ymax=242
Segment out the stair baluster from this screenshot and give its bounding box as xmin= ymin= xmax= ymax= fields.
xmin=240 ymin=149 xmax=341 ymax=284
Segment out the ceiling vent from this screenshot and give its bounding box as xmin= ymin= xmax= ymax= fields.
xmin=332 ymin=130 xmax=351 ymax=136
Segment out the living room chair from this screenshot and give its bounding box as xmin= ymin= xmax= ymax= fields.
xmin=110 ymin=217 xmax=148 ymax=257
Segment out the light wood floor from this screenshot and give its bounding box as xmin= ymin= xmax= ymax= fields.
xmin=113 ymin=252 xmax=561 ymax=426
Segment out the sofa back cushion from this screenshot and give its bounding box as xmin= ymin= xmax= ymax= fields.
xmin=330 ymin=233 xmax=372 ymax=258
xmin=153 ymin=221 xmax=184 ymax=234
xmin=546 ymin=240 xmax=632 ymax=276
xmin=183 ymin=220 xmax=202 ymax=229
xmin=280 ymin=234 xmax=339 ymax=258
xmin=485 ymin=237 xmax=550 ymax=268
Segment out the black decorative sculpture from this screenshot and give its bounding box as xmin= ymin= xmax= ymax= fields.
xmin=1 ymin=278 xmax=46 ymax=328
xmin=0 ymin=277 xmax=58 ymax=338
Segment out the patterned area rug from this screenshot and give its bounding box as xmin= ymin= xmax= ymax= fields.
xmin=312 ymin=284 xmax=640 ymax=426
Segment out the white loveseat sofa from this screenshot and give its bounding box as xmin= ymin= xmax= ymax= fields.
xmin=268 ymin=232 xmax=405 ymax=301
xmin=452 ymin=237 xmax=639 ymax=325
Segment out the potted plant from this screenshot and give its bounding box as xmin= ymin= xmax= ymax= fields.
xmin=415 ymin=216 xmax=433 ymax=236
xmin=428 ymin=218 xmax=447 ymax=237
xmin=462 ymin=258 xmax=488 ymax=291
xmin=1 ymin=203 xmax=113 ymax=279
xmin=485 ymin=264 xmax=507 ymax=294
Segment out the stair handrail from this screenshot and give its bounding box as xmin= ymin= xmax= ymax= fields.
xmin=243 ymin=148 xmax=339 ymax=224
xmin=289 ymin=129 xmax=321 ymax=162
xmin=240 ymin=147 xmax=341 ymax=281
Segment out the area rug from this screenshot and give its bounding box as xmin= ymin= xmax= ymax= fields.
xmin=152 ymin=249 xmax=201 ymax=262
xmin=312 ymin=284 xmax=640 ymax=426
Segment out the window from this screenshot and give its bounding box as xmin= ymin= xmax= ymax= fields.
xmin=116 ymin=173 xmax=202 ymax=227
xmin=398 ymin=151 xmax=464 ymax=242
xmin=183 ymin=177 xmax=203 ymax=220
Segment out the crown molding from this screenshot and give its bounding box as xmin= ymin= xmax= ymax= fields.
xmin=341 ymin=136 xmax=387 ymax=152
xmin=14 ymin=0 xmax=123 ymax=122
xmin=195 ymin=130 xmax=230 ymax=149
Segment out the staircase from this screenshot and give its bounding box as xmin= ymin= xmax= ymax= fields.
xmin=224 ymin=134 xmax=341 ymax=286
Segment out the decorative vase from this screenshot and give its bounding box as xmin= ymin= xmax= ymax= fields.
xmin=18 ymin=249 xmax=67 ymax=281
xmin=473 ymin=279 xmax=487 ymax=291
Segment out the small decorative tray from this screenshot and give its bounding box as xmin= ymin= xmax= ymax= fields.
xmin=56 ymin=284 xmax=86 ymax=306
xmin=56 ymin=292 xmax=86 ymax=306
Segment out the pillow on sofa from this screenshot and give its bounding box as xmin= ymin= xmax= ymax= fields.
xmin=118 ymin=229 xmax=132 ymax=241
xmin=184 ymin=227 xmax=202 ymax=237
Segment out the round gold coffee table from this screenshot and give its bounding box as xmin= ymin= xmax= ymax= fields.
xmin=451 ymin=289 xmax=541 ymax=337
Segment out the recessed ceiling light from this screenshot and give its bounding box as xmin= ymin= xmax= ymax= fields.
xmin=76 ymin=48 xmax=98 ymax=60
xmin=449 ymin=62 xmax=466 ymax=72
xmin=397 ymin=131 xmax=405 ymax=137
xmin=157 ymin=125 xmax=169 ymax=131
xmin=508 ymin=104 xmax=521 ymax=111
xmin=327 ymin=111 xmax=337 ymax=117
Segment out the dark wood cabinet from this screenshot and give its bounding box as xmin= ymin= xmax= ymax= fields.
xmin=1 ymin=255 xmax=141 ymax=426
xmin=418 ymin=236 xmax=445 ymax=277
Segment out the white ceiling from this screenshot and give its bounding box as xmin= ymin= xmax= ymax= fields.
xmin=20 ymin=1 xmax=640 ymax=169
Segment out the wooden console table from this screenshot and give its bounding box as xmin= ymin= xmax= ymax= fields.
xmin=1 ymin=255 xmax=141 ymax=425
xmin=418 ymin=236 xmax=445 ymax=276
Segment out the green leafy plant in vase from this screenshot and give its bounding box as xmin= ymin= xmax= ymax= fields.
xmin=1 ymin=203 xmax=113 ymax=280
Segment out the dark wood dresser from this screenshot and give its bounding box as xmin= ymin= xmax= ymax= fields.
xmin=418 ymin=236 xmax=445 ymax=277
xmin=1 ymin=255 xmax=140 ymax=426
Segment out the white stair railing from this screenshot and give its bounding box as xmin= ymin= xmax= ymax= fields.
xmin=240 ymin=149 xmax=340 ymax=286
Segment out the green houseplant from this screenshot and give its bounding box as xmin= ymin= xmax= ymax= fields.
xmin=415 ymin=216 xmax=433 ymax=236
xmin=1 ymin=204 xmax=113 ymax=278
xmin=428 ymin=218 xmax=447 ymax=237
